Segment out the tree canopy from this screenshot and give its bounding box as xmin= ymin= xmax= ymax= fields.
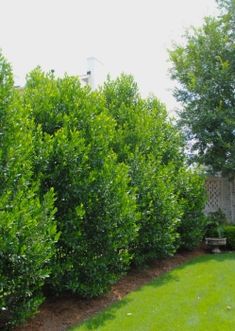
xmin=169 ymin=0 xmax=235 ymax=177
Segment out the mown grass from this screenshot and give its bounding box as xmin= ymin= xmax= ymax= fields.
xmin=70 ymin=253 xmax=235 ymax=331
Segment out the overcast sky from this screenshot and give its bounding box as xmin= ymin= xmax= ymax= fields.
xmin=1 ymin=0 xmax=219 ymax=112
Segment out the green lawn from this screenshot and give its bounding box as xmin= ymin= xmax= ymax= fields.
xmin=70 ymin=253 xmax=235 ymax=331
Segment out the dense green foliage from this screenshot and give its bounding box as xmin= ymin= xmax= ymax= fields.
xmin=224 ymin=225 xmax=235 ymax=249
xmin=72 ymin=253 xmax=235 ymax=331
xmin=169 ymin=0 xmax=235 ymax=177
xmin=176 ymin=169 xmax=206 ymax=250
xmin=0 ymin=54 xmax=206 ymax=329
xmin=102 ymin=76 xmax=182 ymax=264
xmin=0 ymin=55 xmax=58 ymax=329
xmin=24 ymin=70 xmax=139 ymax=297
xmin=102 ymin=75 xmax=206 ymax=261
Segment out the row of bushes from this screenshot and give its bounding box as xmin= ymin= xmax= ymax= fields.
xmin=0 ymin=53 xmax=206 ymax=329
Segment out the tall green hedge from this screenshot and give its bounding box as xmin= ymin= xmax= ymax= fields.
xmin=0 ymin=56 xmax=207 ymax=329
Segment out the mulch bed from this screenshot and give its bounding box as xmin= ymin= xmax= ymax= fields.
xmin=15 ymin=249 xmax=204 ymax=331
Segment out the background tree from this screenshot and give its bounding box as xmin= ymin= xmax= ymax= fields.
xmin=169 ymin=0 xmax=235 ymax=177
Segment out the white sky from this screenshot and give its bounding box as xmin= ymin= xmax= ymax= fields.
xmin=1 ymin=0 xmax=218 ymax=112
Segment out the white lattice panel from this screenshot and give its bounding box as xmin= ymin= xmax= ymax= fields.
xmin=205 ymin=178 xmax=221 ymax=211
xmin=205 ymin=177 xmax=235 ymax=223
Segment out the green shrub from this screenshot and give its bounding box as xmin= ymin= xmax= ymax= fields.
xmin=176 ymin=169 xmax=207 ymax=250
xmin=102 ymin=75 xmax=184 ymax=264
xmin=0 ymin=54 xmax=58 ymax=329
xmin=131 ymin=157 xmax=181 ymax=264
xmin=224 ymin=225 xmax=235 ymax=250
xmin=24 ymin=71 xmax=139 ymax=297
xmin=0 ymin=189 xmax=57 ymax=329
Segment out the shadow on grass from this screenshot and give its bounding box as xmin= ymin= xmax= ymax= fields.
xmin=69 ymin=272 xmax=178 ymax=330
xmin=69 ymin=252 xmax=235 ymax=330
xmin=75 ymin=299 xmax=129 ymax=330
